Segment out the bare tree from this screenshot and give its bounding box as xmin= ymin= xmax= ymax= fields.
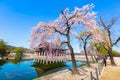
xmin=99 ymin=17 xmax=120 ymax=65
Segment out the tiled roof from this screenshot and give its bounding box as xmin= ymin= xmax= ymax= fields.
xmin=39 ymin=41 xmax=47 ymax=47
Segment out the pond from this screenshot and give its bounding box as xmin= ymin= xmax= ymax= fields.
xmin=0 ymin=60 xmax=83 ymax=80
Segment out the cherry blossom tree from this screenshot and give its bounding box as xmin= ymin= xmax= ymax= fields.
xmin=30 ymin=4 xmax=102 ymax=74
xmin=78 ymin=32 xmax=92 ymax=67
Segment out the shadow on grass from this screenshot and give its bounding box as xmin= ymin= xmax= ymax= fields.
xmin=31 ymin=61 xmax=67 ymax=76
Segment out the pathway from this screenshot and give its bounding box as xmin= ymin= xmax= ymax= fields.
xmin=100 ymin=57 xmax=120 ymax=80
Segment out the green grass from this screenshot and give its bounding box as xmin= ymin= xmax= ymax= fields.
xmin=33 ymin=61 xmax=85 ymax=80
xmin=32 ymin=61 xmax=67 ymax=77
xmin=32 ymin=61 xmax=66 ymax=71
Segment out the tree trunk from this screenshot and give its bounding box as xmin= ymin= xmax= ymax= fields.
xmin=84 ymin=43 xmax=90 ymax=67
xmin=89 ymin=51 xmax=96 ymax=63
xmin=68 ymin=42 xmax=79 ymax=74
xmin=66 ymin=27 xmax=79 ymax=75
xmin=108 ymin=48 xmax=116 ymax=66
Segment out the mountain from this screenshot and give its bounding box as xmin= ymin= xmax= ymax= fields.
xmin=7 ymin=45 xmax=32 ymax=53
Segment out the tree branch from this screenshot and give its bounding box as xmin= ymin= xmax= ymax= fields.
xmin=108 ymin=17 xmax=118 ymax=28
xmin=60 ymin=41 xmax=68 ymax=46
xmin=99 ymin=17 xmax=107 ymax=28
xmin=53 ymin=27 xmax=66 ymax=36
xmin=61 ymin=11 xmax=68 ymax=21
xmin=80 ymin=38 xmax=85 ymax=44
xmin=85 ymin=34 xmax=91 ymax=42
xmin=113 ymin=37 xmax=120 ymax=46
xmin=61 ymin=10 xmax=77 ymax=27
xmin=99 ymin=17 xmax=118 ymax=29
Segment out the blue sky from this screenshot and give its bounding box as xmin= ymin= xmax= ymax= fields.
xmin=0 ymin=0 xmax=120 ymax=52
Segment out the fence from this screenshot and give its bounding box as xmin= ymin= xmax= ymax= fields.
xmin=81 ymin=62 xmax=104 ymax=80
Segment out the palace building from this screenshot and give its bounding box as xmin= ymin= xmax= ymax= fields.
xmin=33 ymin=41 xmax=67 ymax=64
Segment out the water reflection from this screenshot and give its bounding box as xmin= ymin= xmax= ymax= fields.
xmin=31 ymin=60 xmax=66 ymax=76
xmin=32 ymin=59 xmax=83 ymax=76
xmin=0 ymin=59 xmax=83 ymax=80
xmin=0 ymin=60 xmax=38 ymax=80
xmin=0 ymin=60 xmax=6 ymax=70
xmin=0 ymin=60 xmax=6 ymax=66
xmin=8 ymin=57 xmax=22 ymax=64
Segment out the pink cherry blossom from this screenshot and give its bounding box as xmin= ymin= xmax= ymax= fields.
xmin=30 ymin=4 xmax=103 ymax=62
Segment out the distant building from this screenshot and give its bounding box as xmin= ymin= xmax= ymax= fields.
xmin=33 ymin=41 xmax=67 ymax=63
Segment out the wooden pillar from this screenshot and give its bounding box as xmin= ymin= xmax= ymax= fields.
xmin=95 ymin=67 xmax=99 ymax=80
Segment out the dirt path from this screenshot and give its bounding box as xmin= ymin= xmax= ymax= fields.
xmin=100 ymin=57 xmax=120 ymax=80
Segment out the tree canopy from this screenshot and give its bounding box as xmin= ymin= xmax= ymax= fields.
xmin=0 ymin=39 xmax=8 ymax=57
xmin=12 ymin=48 xmax=24 ymax=54
xmin=91 ymin=42 xmax=120 ymax=56
xmin=30 ymin=4 xmax=103 ymax=74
